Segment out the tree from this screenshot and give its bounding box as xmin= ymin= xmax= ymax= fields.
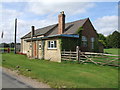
xmin=8 ymin=42 xmax=14 ymax=48
xmin=98 ymin=33 xmax=106 ymax=41
xmin=0 ymin=43 xmax=9 ymax=48
xmin=106 ymin=34 xmax=113 ymax=48
xmin=106 ymin=31 xmax=120 ymax=48
xmin=111 ymin=31 xmax=120 ymax=48
xmin=98 ymin=33 xmax=107 ymax=48
xmin=98 ymin=40 xmax=106 ymax=47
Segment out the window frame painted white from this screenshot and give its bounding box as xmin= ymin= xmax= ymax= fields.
xmin=48 ymin=40 xmax=57 ymax=49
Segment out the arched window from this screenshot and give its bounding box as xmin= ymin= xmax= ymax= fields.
xmin=82 ymin=36 xmax=87 ymax=47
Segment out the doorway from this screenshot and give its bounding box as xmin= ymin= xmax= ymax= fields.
xmin=33 ymin=41 xmax=37 ymax=58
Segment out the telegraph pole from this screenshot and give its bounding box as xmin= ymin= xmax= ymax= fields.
xmin=14 ymin=18 xmax=17 ymax=54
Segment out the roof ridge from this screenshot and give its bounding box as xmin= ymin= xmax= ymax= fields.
xmin=66 ymin=17 xmax=89 ymax=24
xmin=35 ymin=18 xmax=89 ymax=31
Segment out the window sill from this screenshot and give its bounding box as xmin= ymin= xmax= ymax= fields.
xmin=47 ymin=48 xmax=57 ymax=50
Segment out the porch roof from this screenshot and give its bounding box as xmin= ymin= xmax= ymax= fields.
xmin=25 ymin=34 xmax=79 ymax=41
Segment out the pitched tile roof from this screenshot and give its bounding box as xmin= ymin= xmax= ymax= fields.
xmin=21 ymin=18 xmax=88 ymax=39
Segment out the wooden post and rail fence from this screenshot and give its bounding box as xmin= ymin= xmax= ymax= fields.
xmin=61 ymin=46 xmax=120 ymax=67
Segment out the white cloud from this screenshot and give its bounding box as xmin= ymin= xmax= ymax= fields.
xmin=94 ymin=16 xmax=118 ymax=36
xmin=0 ymin=7 xmax=23 ymax=43
xmin=0 ymin=18 xmax=57 ymax=43
xmin=0 ymin=1 xmax=118 ymax=44
xmin=0 ymin=7 xmax=58 ymax=43
xmin=0 ymin=2 xmax=96 ymax=43
xmin=17 ymin=17 xmax=57 ymax=37
xmin=26 ymin=2 xmax=95 ymax=16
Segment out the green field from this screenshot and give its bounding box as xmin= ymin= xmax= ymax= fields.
xmin=104 ymin=48 xmax=119 ymax=55
xmin=0 ymin=48 xmax=14 ymax=50
xmin=2 ymin=53 xmax=118 ymax=88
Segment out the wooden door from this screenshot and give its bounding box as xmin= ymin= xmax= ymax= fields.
xmin=33 ymin=42 xmax=37 ymax=58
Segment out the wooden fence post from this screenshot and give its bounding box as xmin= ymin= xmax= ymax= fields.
xmin=70 ymin=50 xmax=71 ymax=61
xmin=64 ymin=49 xmax=65 ymax=54
xmin=79 ymin=50 xmax=81 ymax=62
xmin=63 ymin=49 xmax=65 ymax=61
xmin=76 ymin=46 xmax=80 ymax=63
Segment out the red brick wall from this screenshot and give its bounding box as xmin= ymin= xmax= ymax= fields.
xmin=58 ymin=12 xmax=65 ymax=34
xmin=80 ymin=19 xmax=98 ymax=52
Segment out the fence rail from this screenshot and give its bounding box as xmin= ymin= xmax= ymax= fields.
xmin=61 ymin=50 xmax=77 ymax=61
xmin=61 ymin=46 xmax=120 ymax=67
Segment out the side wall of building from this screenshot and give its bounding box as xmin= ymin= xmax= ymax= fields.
xmin=82 ymin=19 xmax=99 ymax=52
xmin=21 ymin=38 xmax=61 ymax=62
xmin=21 ymin=39 xmax=30 ymax=54
xmin=44 ymin=39 xmax=61 ymax=62
xmin=25 ymin=41 xmax=43 ymax=59
xmin=60 ymin=37 xmax=78 ymax=51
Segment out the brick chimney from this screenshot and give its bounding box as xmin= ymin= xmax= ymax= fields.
xmin=58 ymin=11 xmax=65 ymax=34
xmin=31 ymin=26 xmax=35 ymax=37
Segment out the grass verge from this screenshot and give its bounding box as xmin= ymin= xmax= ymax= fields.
xmin=2 ymin=53 xmax=118 ymax=88
xmin=104 ymin=48 xmax=119 ymax=55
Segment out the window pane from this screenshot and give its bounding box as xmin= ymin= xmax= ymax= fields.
xmin=82 ymin=41 xmax=87 ymax=47
xmin=82 ymin=36 xmax=87 ymax=41
xmin=91 ymin=42 xmax=94 ymax=49
xmin=91 ymin=37 xmax=94 ymax=42
xmin=54 ymin=41 xmax=56 ymax=48
xmin=39 ymin=43 xmax=41 ymax=49
xmin=51 ymin=43 xmax=54 ymax=48
xmin=51 ymin=41 xmax=54 ymax=44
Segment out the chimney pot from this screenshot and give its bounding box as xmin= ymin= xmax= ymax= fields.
xmin=61 ymin=11 xmax=64 ymax=14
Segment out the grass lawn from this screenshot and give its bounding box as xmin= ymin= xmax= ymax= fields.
xmin=0 ymin=48 xmax=14 ymax=50
xmin=91 ymin=55 xmax=119 ymax=66
xmin=104 ymin=48 xmax=119 ymax=55
xmin=2 ymin=53 xmax=118 ymax=88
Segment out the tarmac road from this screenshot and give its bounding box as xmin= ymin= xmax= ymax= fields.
xmin=2 ymin=70 xmax=32 ymax=88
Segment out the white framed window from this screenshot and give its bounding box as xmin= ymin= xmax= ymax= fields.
xmin=48 ymin=41 xmax=57 ymax=49
xmin=39 ymin=43 xmax=42 ymax=49
xmin=91 ymin=37 xmax=95 ymax=49
xmin=82 ymin=36 xmax=87 ymax=47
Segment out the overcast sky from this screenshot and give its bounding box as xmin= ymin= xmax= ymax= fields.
xmin=0 ymin=1 xmax=119 ymax=43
